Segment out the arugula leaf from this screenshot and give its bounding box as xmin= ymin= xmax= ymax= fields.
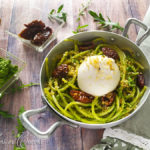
xmin=0 ymin=110 xmax=14 ymax=118
xmin=10 ymin=82 xmax=40 ymax=94
xmin=0 ymin=104 xmax=14 ymax=118
xmin=72 ymin=24 xmax=88 ymax=34
xmin=16 ymin=106 xmax=25 ymax=137
xmin=88 ymin=10 xmax=99 ymax=20
xmin=57 ymin=4 xmax=64 ymax=13
xmin=88 ymin=10 xmax=124 ymax=32
xmin=14 ymin=106 xmax=26 ymax=150
xmin=14 ymin=143 xmax=26 ymax=150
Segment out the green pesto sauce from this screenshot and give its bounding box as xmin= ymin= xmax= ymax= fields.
xmin=0 ymin=57 xmax=18 ymax=88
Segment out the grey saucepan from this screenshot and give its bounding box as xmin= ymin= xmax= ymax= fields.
xmin=20 ymin=18 xmax=150 ymax=139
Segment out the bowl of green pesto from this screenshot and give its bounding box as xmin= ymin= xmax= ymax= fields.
xmin=0 ymin=48 xmax=25 ymax=97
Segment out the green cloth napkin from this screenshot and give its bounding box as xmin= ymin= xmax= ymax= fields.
xmin=91 ymin=6 xmax=150 ymax=150
xmin=91 ymin=137 xmax=143 ymax=150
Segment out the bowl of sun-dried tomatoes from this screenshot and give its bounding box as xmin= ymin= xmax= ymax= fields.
xmin=6 ymin=7 xmax=63 ymax=52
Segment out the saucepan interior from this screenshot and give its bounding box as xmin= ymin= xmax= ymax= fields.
xmin=40 ymin=31 xmax=150 ymax=129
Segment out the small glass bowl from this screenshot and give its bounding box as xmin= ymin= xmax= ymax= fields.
xmin=0 ymin=48 xmax=26 ymax=97
xmin=6 ymin=7 xmax=64 ymax=52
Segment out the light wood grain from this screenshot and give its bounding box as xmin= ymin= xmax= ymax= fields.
xmin=0 ymin=0 xmax=150 ymax=150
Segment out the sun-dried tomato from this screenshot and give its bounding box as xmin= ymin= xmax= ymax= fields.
xmin=31 ymin=27 xmax=52 ymax=45
xmin=137 ymin=73 xmax=145 ymax=89
xmin=52 ymin=64 xmax=68 ymax=78
xmin=70 ymin=90 xmax=94 ymax=103
xmin=79 ymin=41 xmax=95 ymax=51
xmin=102 ymin=47 xmax=119 ymax=60
xmin=101 ymin=92 xmax=116 ymax=106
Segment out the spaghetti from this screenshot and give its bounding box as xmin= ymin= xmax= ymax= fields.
xmin=44 ymin=38 xmax=147 ymax=124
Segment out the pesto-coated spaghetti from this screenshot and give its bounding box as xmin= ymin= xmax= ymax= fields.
xmin=44 ymin=38 xmax=147 ymax=124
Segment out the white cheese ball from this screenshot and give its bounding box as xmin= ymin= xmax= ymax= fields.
xmin=77 ymin=55 xmax=120 ymax=96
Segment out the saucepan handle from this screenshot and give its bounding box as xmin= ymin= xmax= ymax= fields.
xmin=19 ymin=105 xmax=78 ymax=139
xmin=122 ymin=18 xmax=150 ymax=46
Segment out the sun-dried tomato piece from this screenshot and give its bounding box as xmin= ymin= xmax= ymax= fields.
xmin=52 ymin=64 xmax=68 ymax=78
xmin=31 ymin=27 xmax=52 ymax=45
xmin=137 ymin=73 xmax=145 ymax=89
xmin=102 ymin=47 xmax=119 ymax=60
xmin=101 ymin=92 xmax=116 ymax=106
xmin=79 ymin=41 xmax=95 ymax=51
xmin=70 ymin=90 xmax=94 ymax=103
xmin=24 ymin=20 xmax=45 ymax=29
xmin=19 ymin=20 xmax=45 ymax=40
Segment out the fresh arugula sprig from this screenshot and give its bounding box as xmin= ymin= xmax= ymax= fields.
xmin=72 ymin=24 xmax=88 ymax=34
xmin=88 ymin=10 xmax=124 ymax=32
xmin=76 ymin=0 xmax=92 ymax=22
xmin=14 ymin=106 xmax=26 ymax=150
xmin=73 ymin=0 xmax=91 ymax=34
xmin=49 ymin=4 xmax=67 ymax=23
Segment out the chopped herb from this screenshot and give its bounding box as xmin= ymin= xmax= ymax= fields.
xmin=72 ymin=24 xmax=88 ymax=34
xmin=88 ymin=10 xmax=124 ymax=32
xmin=48 ymin=4 xmax=67 ymax=23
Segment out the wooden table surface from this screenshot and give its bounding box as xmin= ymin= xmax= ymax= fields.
xmin=0 ymin=0 xmax=150 ymax=150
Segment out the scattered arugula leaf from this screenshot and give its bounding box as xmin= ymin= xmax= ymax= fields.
xmin=72 ymin=24 xmax=88 ymax=34
xmin=88 ymin=10 xmax=124 ymax=32
xmin=16 ymin=106 xmax=26 ymax=137
xmin=14 ymin=106 xmax=26 ymax=150
xmin=14 ymin=143 xmax=26 ymax=150
xmin=48 ymin=4 xmax=67 ymax=23
xmin=10 ymin=82 xmax=40 ymax=94
xmin=0 ymin=104 xmax=14 ymax=118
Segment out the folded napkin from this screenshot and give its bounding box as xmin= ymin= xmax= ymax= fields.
xmin=91 ymin=7 xmax=150 ymax=150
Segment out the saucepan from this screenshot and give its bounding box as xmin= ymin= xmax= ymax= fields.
xmin=20 ymin=18 xmax=150 ymax=139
